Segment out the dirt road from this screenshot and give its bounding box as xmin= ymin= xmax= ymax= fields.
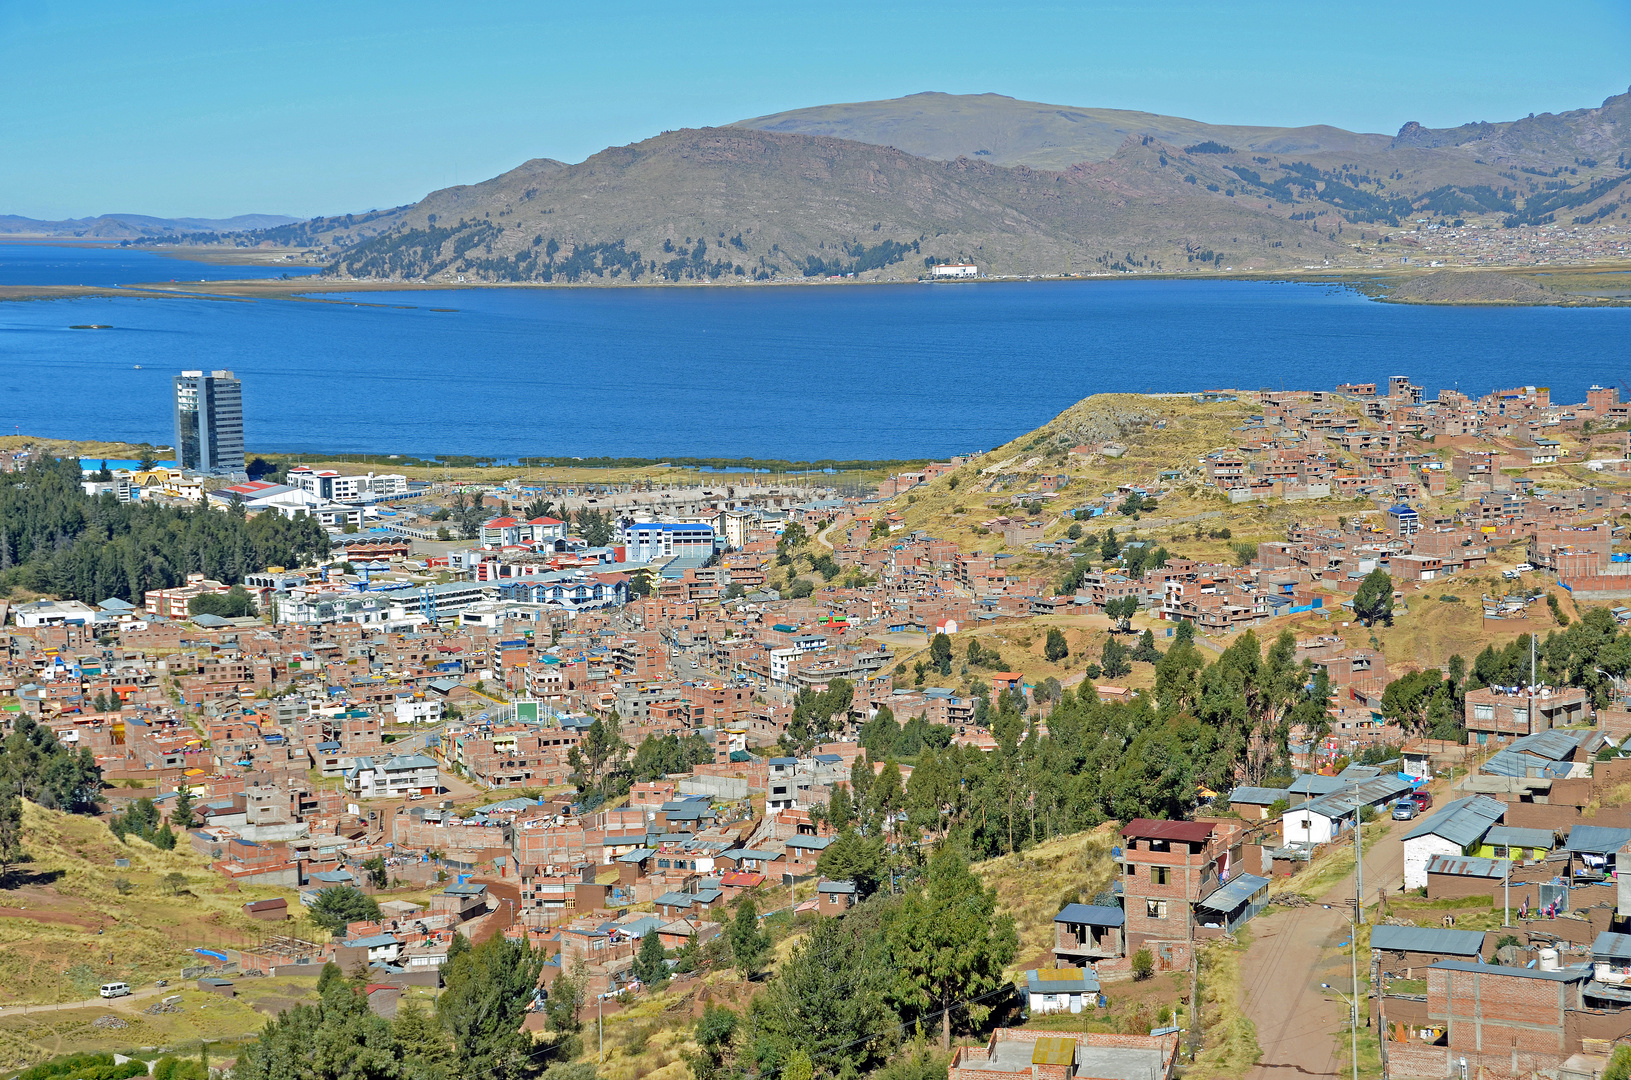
xmin=0 ymin=982 xmax=170 ymax=1017
xmin=1239 ymin=817 xmax=1406 ymax=1079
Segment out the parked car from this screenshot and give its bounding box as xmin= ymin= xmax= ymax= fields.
xmin=99 ymin=982 xmax=131 ymax=999
xmin=1515 ymin=563 xmax=1535 ymax=573
xmin=1411 ymin=790 xmax=1434 ymax=811
xmin=1391 ymin=801 xmax=1418 ymax=820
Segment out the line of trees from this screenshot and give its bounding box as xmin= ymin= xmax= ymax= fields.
xmin=235 ymin=937 xmax=544 ymax=1080
xmin=0 ymin=458 xmax=328 ymax=603
xmin=1381 ymin=606 xmax=1631 ymax=741
xmin=0 ymin=716 xmax=104 ymax=878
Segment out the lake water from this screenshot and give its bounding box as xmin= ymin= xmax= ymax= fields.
xmin=2 ymin=247 xmax=1629 ymax=460
xmin=0 ymin=242 xmax=320 ymax=287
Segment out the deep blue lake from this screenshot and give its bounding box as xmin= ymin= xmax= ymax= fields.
xmin=2 ymin=247 xmax=1628 ymax=459
xmin=0 ymin=242 xmax=321 ymax=287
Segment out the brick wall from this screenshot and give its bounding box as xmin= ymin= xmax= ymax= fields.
xmin=1426 ymin=966 xmax=1570 ymax=1055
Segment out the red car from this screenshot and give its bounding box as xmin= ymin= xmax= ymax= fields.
xmin=1411 ymin=790 xmax=1434 ymax=811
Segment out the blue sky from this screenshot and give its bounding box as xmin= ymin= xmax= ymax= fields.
xmin=3 ymin=0 xmax=1628 ymax=220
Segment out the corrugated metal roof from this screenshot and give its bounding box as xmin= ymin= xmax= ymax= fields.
xmin=1287 ymin=774 xmax=1347 ymax=796
xmin=1507 ymin=729 xmax=1583 ymax=761
xmin=1031 ymin=1036 xmax=1079 ymax=1065
xmin=1429 ymin=959 xmax=1590 ymax=983
xmin=1483 ymin=826 xmax=1555 ymax=850
xmin=1592 ymin=931 xmax=1631 ymax=961
xmin=1025 ymin=967 xmax=1099 ymax=993
xmin=1196 ymin=873 xmax=1271 ymax=913
xmin=1228 ymin=786 xmax=1290 ymax=806
xmin=1566 ymin=825 xmax=1631 ymax=854
xmin=1403 ymin=795 xmax=1505 ymax=846
xmin=1426 ymin=854 xmax=1511 ymax=879
xmin=1055 ymin=903 xmax=1125 ymax=927
xmin=1303 ymin=776 xmax=1415 ymax=819
xmin=1370 ymin=925 xmax=1485 ymax=956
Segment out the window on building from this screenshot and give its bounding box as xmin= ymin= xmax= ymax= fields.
xmin=1152 ymin=866 xmax=1171 ymax=885
xmin=1492 ymin=846 xmax=1508 ymax=858
xmin=1473 ymin=704 xmax=1494 ymax=721
xmin=1146 ymin=900 xmax=1168 ymax=920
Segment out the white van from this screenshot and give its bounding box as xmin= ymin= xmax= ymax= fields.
xmin=99 ymin=982 xmax=131 ymax=998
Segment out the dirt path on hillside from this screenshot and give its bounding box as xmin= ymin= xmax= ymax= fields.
xmin=1239 ymin=819 xmax=1406 ymax=1079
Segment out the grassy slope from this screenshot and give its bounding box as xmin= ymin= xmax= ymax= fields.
xmin=864 ymin=390 xmax=1628 ymax=687
xmin=274 ymin=90 xmax=1631 ymax=284
xmin=0 ymin=803 xmax=330 ymax=1006
xmin=311 ymin=128 xmax=1355 ymax=281
xmin=970 ymin=826 xmax=1120 ymax=967
xmin=735 ymin=92 xmax=1389 ymax=171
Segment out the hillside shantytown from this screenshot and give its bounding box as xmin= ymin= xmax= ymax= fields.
xmin=17 ymin=373 xmax=1631 ymax=1080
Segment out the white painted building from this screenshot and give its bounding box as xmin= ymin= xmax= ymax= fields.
xmin=286 ymin=467 xmax=410 ymax=504
xmin=393 ymin=699 xmax=444 ymax=725
xmin=10 ymin=600 xmax=104 ymax=628
xmin=346 ymin=753 xmax=440 ymax=799
xmin=1401 ymin=795 xmax=1506 ymax=890
xmin=1280 ymin=775 xmax=1415 ymax=846
xmin=931 ymin=263 xmax=978 ymax=279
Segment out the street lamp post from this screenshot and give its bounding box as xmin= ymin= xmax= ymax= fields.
xmin=1322 ymin=982 xmax=1361 ymax=1080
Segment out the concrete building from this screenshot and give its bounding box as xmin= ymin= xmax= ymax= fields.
xmin=617 ymin=521 xmax=717 ymax=563
xmin=174 ymin=369 xmax=244 ymax=474
xmin=346 ymin=753 xmax=440 ymax=799
xmin=1463 ymin=685 xmax=1592 ymax=742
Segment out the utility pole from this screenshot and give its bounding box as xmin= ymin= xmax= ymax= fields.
xmin=1503 ymin=858 xmax=1510 ymax=928
xmin=1354 ymin=805 xmax=1365 ymax=925
xmin=1375 ymin=938 xmax=1390 ymax=1080
xmin=1187 ymin=892 xmax=1200 ymax=1062
xmin=1350 ymin=921 xmax=1361 ymax=1080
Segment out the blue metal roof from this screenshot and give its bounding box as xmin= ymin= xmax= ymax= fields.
xmin=1026 ymin=967 xmax=1100 ymax=994
xmin=1403 ymin=795 xmax=1505 ymax=846
xmin=1565 ymin=825 xmax=1631 ymax=854
xmin=1054 ymin=903 xmax=1125 ymax=927
xmin=1483 ymin=826 xmax=1555 ymax=850
xmin=785 ymin=835 xmax=832 ymax=850
xmin=1593 ymin=932 xmax=1631 ymax=962
xmin=1507 ymin=729 xmax=1584 ymax=761
xmin=1196 ymin=873 xmax=1270 ymax=913
xmin=1228 ymin=786 xmax=1290 ymax=806
xmin=1370 ymin=925 xmax=1485 ymax=957
xmin=1287 ymin=774 xmax=1346 ymax=796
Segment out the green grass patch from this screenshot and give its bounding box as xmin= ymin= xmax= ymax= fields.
xmin=1188 ymin=932 xmax=1259 ymax=1080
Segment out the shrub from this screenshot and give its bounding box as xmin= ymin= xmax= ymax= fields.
xmin=1131 ymin=946 xmax=1155 ymax=980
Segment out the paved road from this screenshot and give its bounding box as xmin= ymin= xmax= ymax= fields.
xmin=1239 ymin=810 xmax=1407 ymax=1079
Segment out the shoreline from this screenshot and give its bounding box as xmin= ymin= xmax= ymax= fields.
xmin=3 ymin=262 xmax=1630 ymax=306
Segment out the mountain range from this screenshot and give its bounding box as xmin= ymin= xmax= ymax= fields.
xmin=0 ymin=212 xmax=299 ymax=238
xmin=85 ymin=89 xmax=1631 ymax=280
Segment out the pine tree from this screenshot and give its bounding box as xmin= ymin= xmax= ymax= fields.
xmin=633 ymin=929 xmax=667 ymax=985
xmin=728 ymin=897 xmax=769 ymax=979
